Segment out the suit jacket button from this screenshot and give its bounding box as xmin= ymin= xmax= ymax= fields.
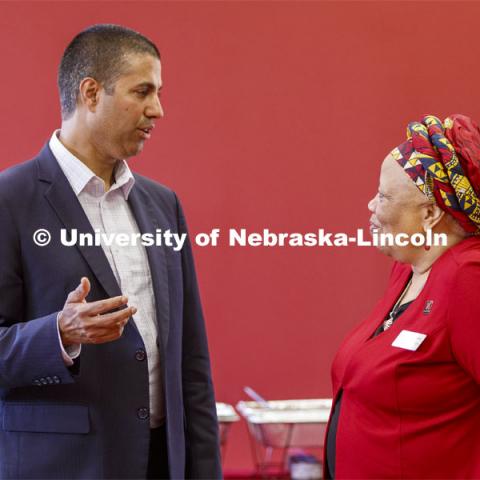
xmin=53 ymin=376 xmax=61 ymax=384
xmin=40 ymin=378 xmax=48 ymax=385
xmin=33 ymin=379 xmax=41 ymax=386
xmin=135 ymin=349 xmax=146 ymax=361
xmin=137 ymin=407 xmax=149 ymax=420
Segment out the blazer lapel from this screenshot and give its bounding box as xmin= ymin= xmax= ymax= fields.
xmin=128 ymin=183 xmax=170 ymax=351
xmin=37 ymin=145 xmax=122 ymax=299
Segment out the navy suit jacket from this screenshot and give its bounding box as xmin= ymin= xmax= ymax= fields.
xmin=0 ymin=144 xmax=221 ymax=479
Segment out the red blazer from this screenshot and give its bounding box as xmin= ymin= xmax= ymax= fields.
xmin=325 ymin=236 xmax=480 ymax=479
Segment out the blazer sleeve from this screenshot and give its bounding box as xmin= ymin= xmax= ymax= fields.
xmin=447 ymin=259 xmax=480 ymax=383
xmin=175 ymin=195 xmax=222 ymax=479
xmin=0 ymin=195 xmax=76 ymax=389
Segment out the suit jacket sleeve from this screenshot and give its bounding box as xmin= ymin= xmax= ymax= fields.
xmin=175 ymin=195 xmax=222 ymax=479
xmin=0 ymin=195 xmax=76 ymax=389
xmin=447 ymin=259 xmax=480 ymax=383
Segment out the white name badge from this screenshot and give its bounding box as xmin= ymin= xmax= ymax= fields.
xmin=392 ymin=330 xmax=427 ymax=351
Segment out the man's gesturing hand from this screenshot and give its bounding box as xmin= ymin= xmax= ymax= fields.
xmin=58 ymin=277 xmax=136 ymax=346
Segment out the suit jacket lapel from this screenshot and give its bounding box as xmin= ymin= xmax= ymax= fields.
xmin=128 ymin=182 xmax=170 ymax=351
xmin=37 ymin=144 xmax=122 ymax=299
xmin=37 ymin=143 xmax=170 ymax=349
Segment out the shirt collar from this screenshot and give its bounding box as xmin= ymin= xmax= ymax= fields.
xmin=48 ymin=130 xmax=135 ymax=199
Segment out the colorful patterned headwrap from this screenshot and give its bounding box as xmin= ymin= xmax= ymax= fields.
xmin=390 ymin=114 xmax=480 ymax=233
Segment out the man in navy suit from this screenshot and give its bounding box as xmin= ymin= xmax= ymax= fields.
xmin=0 ymin=24 xmax=221 ymax=479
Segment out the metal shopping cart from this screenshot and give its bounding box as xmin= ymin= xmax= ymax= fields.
xmin=236 ymin=399 xmax=332 ymax=479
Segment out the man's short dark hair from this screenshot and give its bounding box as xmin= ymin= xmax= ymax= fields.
xmin=58 ymin=24 xmax=160 ymax=119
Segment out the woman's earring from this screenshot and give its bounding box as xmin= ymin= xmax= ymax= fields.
xmin=423 ymin=229 xmax=431 ymax=250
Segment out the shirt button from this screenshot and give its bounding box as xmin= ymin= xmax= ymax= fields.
xmin=137 ymin=407 xmax=149 ymax=420
xmin=135 ymin=349 xmax=146 ymax=361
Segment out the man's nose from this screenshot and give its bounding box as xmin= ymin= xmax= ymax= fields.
xmin=368 ymin=194 xmax=378 ymax=213
xmin=146 ymin=95 xmax=164 ymax=119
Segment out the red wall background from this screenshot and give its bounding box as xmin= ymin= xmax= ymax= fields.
xmin=1 ymin=0 xmax=480 ymax=471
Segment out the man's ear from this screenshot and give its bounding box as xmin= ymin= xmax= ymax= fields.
xmin=78 ymin=77 xmax=100 ymax=112
xmin=422 ymin=202 xmax=445 ymax=231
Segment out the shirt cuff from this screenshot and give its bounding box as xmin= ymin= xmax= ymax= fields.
xmin=56 ymin=312 xmax=81 ymax=366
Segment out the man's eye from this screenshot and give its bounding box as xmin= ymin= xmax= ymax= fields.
xmin=136 ymin=90 xmax=148 ymax=97
xmin=378 ymin=192 xmax=385 ymax=199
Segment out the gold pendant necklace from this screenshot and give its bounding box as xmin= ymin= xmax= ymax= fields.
xmin=383 ymin=278 xmax=412 ymax=331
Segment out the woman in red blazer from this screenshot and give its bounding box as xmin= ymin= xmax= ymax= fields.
xmin=325 ymin=114 xmax=480 ymax=479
